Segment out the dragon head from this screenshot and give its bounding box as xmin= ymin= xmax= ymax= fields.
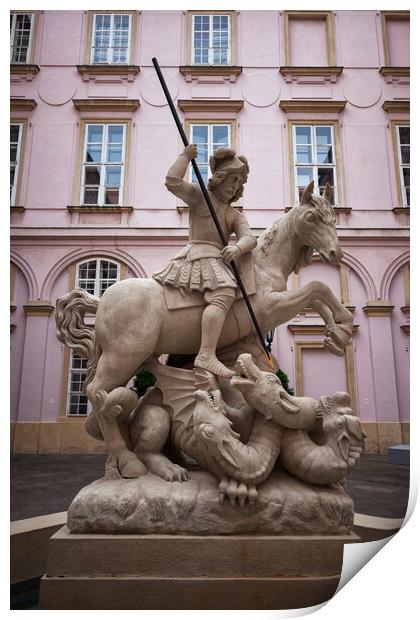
xmin=230 ymin=353 xmax=320 ymax=430
xmin=318 ymin=392 xmax=366 ymax=464
xmin=193 ymin=389 xmax=241 ymax=469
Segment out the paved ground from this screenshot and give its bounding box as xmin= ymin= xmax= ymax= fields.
xmin=11 ymin=453 xmax=410 ymax=521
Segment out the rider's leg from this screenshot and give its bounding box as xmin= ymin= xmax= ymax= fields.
xmin=194 ymin=287 xmax=236 ymax=378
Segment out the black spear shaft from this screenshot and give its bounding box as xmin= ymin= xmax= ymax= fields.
xmin=152 ymin=57 xmax=274 ymax=369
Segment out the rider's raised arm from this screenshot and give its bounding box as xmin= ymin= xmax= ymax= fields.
xmin=165 ymin=144 xmax=202 ymax=207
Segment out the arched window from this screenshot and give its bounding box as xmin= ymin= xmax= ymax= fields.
xmin=76 ymin=258 xmax=120 ymax=297
xmin=67 ymin=257 xmax=121 ymax=416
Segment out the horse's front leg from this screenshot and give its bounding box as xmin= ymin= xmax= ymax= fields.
xmin=268 ymin=281 xmax=353 ymax=354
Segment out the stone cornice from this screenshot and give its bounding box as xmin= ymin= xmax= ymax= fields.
xmin=382 ymin=100 xmax=410 ymax=113
xmin=10 ymin=305 xmax=17 ymax=313
xmin=72 ymin=99 xmax=140 ymax=112
xmin=10 ymin=64 xmax=40 ymax=76
xmin=400 ymin=306 xmax=410 ymax=315
xmin=363 ymin=301 xmax=394 ymax=317
xmin=379 ymin=66 xmax=410 ymax=77
xmin=67 ymin=206 xmax=134 ymax=213
xmin=280 ymin=66 xmax=343 ymax=78
xmin=287 ymin=324 xmax=358 ymax=334
xmin=176 ymin=204 xmax=243 ymax=214
xmin=10 ymin=98 xmax=37 ymax=111
xmin=392 ymin=207 xmax=410 ymax=215
xmin=177 ymin=99 xmax=244 ymax=113
xmin=179 ymin=65 xmax=243 ymax=79
xmin=77 ymin=64 xmax=140 ymax=79
xmin=24 ymin=300 xmax=55 ymax=317
xmin=279 ymin=100 xmax=347 ymax=113
xmin=400 ymin=324 xmax=410 ymax=334
xmin=10 ymin=206 xmax=25 ymax=214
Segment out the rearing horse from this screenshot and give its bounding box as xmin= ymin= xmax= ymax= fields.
xmin=56 ymin=181 xmax=353 ymax=476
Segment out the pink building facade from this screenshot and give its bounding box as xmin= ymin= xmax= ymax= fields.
xmin=10 ymin=10 xmax=409 ymax=454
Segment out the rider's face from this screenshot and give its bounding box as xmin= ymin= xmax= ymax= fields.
xmin=216 ymin=172 xmax=243 ymax=202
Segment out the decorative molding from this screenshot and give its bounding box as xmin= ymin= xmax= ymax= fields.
xmin=288 ymin=324 xmax=358 ymax=335
xmin=10 ymin=206 xmax=25 ymax=214
xmin=67 ymin=206 xmax=133 ymax=213
xmin=283 ymin=11 xmax=336 ymax=66
xmin=177 ymin=99 xmax=244 ymax=113
xmin=382 ymin=100 xmax=410 ymax=113
xmin=10 ymin=64 xmax=40 ymax=79
xmin=77 ymin=65 xmax=140 ymax=82
xmin=179 ymin=65 xmax=242 ymax=83
xmin=400 ymin=306 xmax=410 ymax=316
xmin=280 ymin=66 xmax=343 ymax=83
xmin=379 ymin=66 xmax=410 ymax=77
xmin=285 ymin=205 xmax=351 ymax=215
xmin=10 ymin=98 xmax=37 ymax=111
xmin=23 ymin=300 xmax=55 ymax=317
xmin=72 ymin=99 xmax=140 ymax=112
xmin=177 ymin=204 xmax=243 ymax=214
xmin=392 ymin=207 xmax=410 ymax=215
xmin=363 ymin=301 xmax=394 ymax=317
xmin=280 ymin=100 xmax=347 ymax=113
xmin=400 ymin=325 xmax=410 ymax=334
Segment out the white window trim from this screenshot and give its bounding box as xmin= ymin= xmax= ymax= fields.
xmin=66 ymin=353 xmax=92 ymax=417
xmin=396 ymin=124 xmax=410 ymax=207
xmin=90 ymin=13 xmax=132 ymax=65
xmin=292 ymin=124 xmax=338 ymax=204
xmin=80 ymin=123 xmax=126 ymax=207
xmin=10 ymin=12 xmax=34 ymax=64
xmin=191 ymin=14 xmax=231 ymax=65
xmin=188 ymin=123 xmax=231 ymax=182
xmin=10 ymin=123 xmax=23 ymax=207
xmin=76 ymin=257 xmax=121 ymax=297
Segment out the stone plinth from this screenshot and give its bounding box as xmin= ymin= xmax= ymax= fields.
xmin=67 ymin=470 xmax=354 ymax=535
xmin=40 ymin=526 xmax=358 ymax=609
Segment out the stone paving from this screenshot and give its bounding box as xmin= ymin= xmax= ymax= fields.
xmin=10 ymin=453 xmax=410 ymax=522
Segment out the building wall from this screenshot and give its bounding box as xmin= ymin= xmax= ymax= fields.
xmin=11 ymin=10 xmax=409 ymax=453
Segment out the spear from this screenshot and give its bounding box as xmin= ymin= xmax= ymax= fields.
xmin=152 ymin=57 xmax=274 ymax=371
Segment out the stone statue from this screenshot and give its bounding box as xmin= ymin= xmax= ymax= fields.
xmin=154 ymin=145 xmax=257 ymax=378
xmin=55 ymin=169 xmax=363 ymax=535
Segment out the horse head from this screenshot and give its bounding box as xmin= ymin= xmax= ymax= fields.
xmin=291 ymin=181 xmax=342 ymax=268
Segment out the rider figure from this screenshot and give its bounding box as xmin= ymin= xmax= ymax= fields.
xmin=153 ymin=144 xmax=256 ymax=378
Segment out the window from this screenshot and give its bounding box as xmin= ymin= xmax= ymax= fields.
xmin=67 ymin=258 xmax=120 ymax=416
xmin=284 ymin=11 xmax=335 ymax=66
xmin=189 ymin=123 xmax=231 ymax=184
xmin=10 ymin=13 xmax=34 ymax=63
xmin=396 ymin=125 xmax=410 ymax=207
xmin=76 ymin=258 xmax=120 ymax=297
xmin=10 ymin=123 xmax=23 ymax=206
xmin=81 ymin=123 xmax=126 ymax=206
xmin=91 ymin=13 xmax=131 ymax=64
xmin=192 ymin=14 xmax=231 ymax=65
xmin=67 ymin=354 xmax=90 ymax=416
xmin=292 ymin=124 xmax=338 ymax=204
xmin=381 ymin=12 xmax=410 ymax=67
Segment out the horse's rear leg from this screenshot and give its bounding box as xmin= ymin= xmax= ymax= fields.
xmin=85 ymin=352 xmax=147 ymax=479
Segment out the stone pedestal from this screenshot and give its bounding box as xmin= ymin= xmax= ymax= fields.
xmin=40 ymin=526 xmax=358 ymax=609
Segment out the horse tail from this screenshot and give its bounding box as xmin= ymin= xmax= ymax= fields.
xmin=55 ymin=288 xmax=100 ymax=391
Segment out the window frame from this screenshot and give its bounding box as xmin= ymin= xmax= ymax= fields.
xmin=10 ymin=12 xmax=36 ymax=64
xmin=288 ymin=120 xmax=344 ymax=207
xmin=392 ymin=121 xmax=410 ymax=208
xmin=75 ymin=257 xmax=121 ymax=297
xmin=188 ymin=122 xmax=232 ymax=183
xmin=66 ymin=353 xmax=91 ymax=417
xmin=77 ymin=120 xmax=130 ymax=208
xmin=10 ymin=122 xmax=25 ymax=207
xmin=85 ymin=11 xmax=137 ymax=65
xmin=283 ymin=11 xmax=336 ymax=66
xmin=186 ymin=11 xmax=237 ymax=66
xmin=191 ymin=13 xmax=231 ymax=66
xmin=380 ymin=11 xmax=410 ymax=67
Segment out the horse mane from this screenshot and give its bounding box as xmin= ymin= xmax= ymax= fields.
xmin=258 ymin=211 xmax=314 ymax=274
